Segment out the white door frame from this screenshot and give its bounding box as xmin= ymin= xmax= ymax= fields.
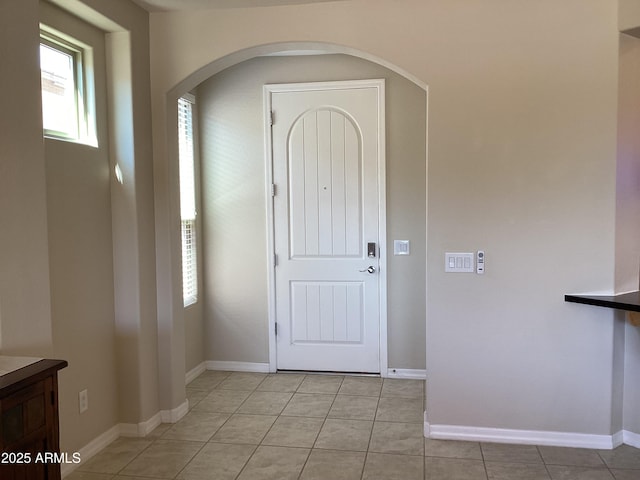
xmin=264 ymin=79 xmax=388 ymax=375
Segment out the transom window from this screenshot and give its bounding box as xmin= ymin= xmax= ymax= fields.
xmin=39 ymin=26 xmax=96 ymax=145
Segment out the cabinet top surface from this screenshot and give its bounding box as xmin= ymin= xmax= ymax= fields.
xmin=0 ymin=356 xmax=43 ymax=377
xmin=565 ymin=291 xmax=640 ymax=312
xmin=0 ymin=358 xmax=68 ymax=396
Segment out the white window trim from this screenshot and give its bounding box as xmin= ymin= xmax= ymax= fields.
xmin=178 ymin=94 xmax=198 ymax=307
xmin=40 ymin=24 xmax=97 ymax=147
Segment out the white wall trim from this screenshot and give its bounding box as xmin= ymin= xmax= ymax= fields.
xmin=264 ymin=79 xmax=388 ymax=375
xmin=623 ymin=430 xmax=640 ymax=448
xmin=61 ymin=402 xmax=189 ymax=479
xmin=375 ymin=78 xmax=389 ymax=378
xmin=119 ymin=411 xmax=163 ymax=438
xmin=186 ymin=361 xmax=207 ymax=385
xmin=264 ymin=83 xmax=278 ymax=374
xmin=426 ymin=423 xmax=624 ymax=450
xmin=168 ymin=43 xmax=429 ymax=380
xmin=424 ymin=411 xmax=430 ymax=437
xmin=387 ymin=368 xmax=426 ymax=379
xmin=613 ymin=430 xmax=625 ymax=448
xmin=205 ymin=360 xmax=271 ymax=373
xmin=61 ymin=424 xmax=120 ymax=478
xmin=160 ymin=399 xmax=190 ymax=423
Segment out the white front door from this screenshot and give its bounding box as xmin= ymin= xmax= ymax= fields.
xmin=267 ymin=80 xmax=385 ymax=373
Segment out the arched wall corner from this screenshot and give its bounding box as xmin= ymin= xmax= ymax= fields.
xmin=155 ymin=40 xmax=429 ymax=410
xmin=166 ymin=41 xmax=429 ymax=100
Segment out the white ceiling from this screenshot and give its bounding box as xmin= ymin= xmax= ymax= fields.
xmin=131 ymin=0 xmax=342 ymax=12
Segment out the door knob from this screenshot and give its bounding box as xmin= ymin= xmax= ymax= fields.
xmin=359 ymin=266 xmax=376 ymax=274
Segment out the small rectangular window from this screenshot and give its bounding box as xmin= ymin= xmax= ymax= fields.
xmin=178 ymin=95 xmax=198 ymax=307
xmin=40 ymin=26 xmax=95 ymax=145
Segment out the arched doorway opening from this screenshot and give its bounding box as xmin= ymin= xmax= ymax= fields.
xmin=158 ymin=42 xmax=428 ymax=413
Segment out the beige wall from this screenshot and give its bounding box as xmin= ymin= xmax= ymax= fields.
xmin=81 ymin=0 xmax=162 ymax=430
xmin=195 ymin=54 xmax=426 ymax=369
xmin=0 ymin=0 xmax=53 ymax=356
xmin=0 ymin=0 xmax=160 ymax=456
xmin=422 ymin=1 xmax=618 ymax=434
xmin=620 ymin=0 xmax=640 ymax=33
xmin=615 ymin=33 xmax=640 ymax=295
xmin=149 ymin=0 xmax=631 ymax=437
xmin=2 ymin=0 xmax=640 ymax=459
xmin=618 ymin=32 xmax=640 ymax=435
xmin=40 ymin=0 xmax=120 ymax=451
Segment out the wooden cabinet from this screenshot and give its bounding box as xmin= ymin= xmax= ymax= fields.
xmin=0 ymin=359 xmax=67 ymax=480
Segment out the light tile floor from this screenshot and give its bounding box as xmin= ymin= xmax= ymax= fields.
xmin=68 ymin=370 xmax=640 ymax=480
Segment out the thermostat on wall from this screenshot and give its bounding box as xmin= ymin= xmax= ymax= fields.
xmin=477 ymin=250 xmax=485 ymax=274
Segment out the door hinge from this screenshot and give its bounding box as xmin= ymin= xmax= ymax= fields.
xmin=51 ymin=390 xmax=55 ymax=406
xmin=269 ymin=110 xmax=274 ymax=126
xmin=275 ymin=322 xmax=278 ymax=336
xmin=271 ymin=183 xmax=277 ymax=197
xmin=274 ymin=254 xmax=278 ymax=267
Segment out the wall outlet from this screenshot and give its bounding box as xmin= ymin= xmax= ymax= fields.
xmin=79 ymin=389 xmax=88 ymax=414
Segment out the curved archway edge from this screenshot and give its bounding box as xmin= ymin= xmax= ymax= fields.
xmin=156 ymin=41 xmax=429 ymax=407
xmin=167 ymin=41 xmax=428 ymax=99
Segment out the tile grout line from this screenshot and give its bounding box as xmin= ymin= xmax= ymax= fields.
xmin=223 ymin=372 xmax=268 ymax=480
xmin=98 ymin=372 xmax=640 ymax=480
xmin=293 ymin=376 xmax=317 ymax=480
xmin=478 ymin=441 xmax=490 ymax=480
xmin=360 ymin=390 xmax=382 ymax=480
xmin=596 ymin=448 xmax=619 ymax=478
xmin=171 ymin=439 xmax=209 ymax=480
xmin=247 ymin=372 xmax=340 ymax=480
xmin=237 ymin=373 xmax=326 ymax=479
xmin=85 ymin=373 xmax=425 ymax=479
xmin=535 ymin=445 xmax=553 ymax=480
xmin=170 ymin=375 xmax=240 ymax=479
xmin=308 ymin=373 xmax=342 ymax=456
xmin=184 ymin=371 xmax=259 ymax=480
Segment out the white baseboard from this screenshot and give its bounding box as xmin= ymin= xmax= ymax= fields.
xmin=205 ymin=360 xmax=270 ymax=373
xmin=61 ymin=401 xmax=189 ymax=478
xmin=424 ymin=411 xmax=430 ymax=437
xmin=613 ymin=430 xmax=625 ymax=448
xmin=160 ymin=399 xmax=189 ymax=423
xmin=185 ymin=361 xmax=207 ymax=385
xmin=120 ymin=412 xmax=163 ymax=438
xmin=202 ymin=361 xmax=421 ymax=378
xmin=426 ymin=423 xmax=620 ymax=450
xmin=623 ymin=429 xmax=640 ymax=448
xmin=61 ymin=424 xmax=120 ymax=478
xmin=386 ymin=368 xmax=426 ymax=379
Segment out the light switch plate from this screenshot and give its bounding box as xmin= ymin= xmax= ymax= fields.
xmin=445 ymin=252 xmax=474 ymax=273
xmin=394 ymin=240 xmax=410 ymax=255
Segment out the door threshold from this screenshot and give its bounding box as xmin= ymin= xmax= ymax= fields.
xmin=277 ymin=369 xmax=381 ymax=377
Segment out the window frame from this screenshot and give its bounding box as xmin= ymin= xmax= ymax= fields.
xmin=39 ymin=25 xmax=96 ymax=146
xmin=178 ymin=94 xmax=199 ymax=307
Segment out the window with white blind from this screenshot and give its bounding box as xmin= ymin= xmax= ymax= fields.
xmin=178 ymin=94 xmax=198 ymax=307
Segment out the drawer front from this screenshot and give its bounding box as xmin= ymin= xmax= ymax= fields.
xmin=0 ymin=376 xmax=59 ymax=480
xmin=1 ymin=379 xmax=50 ymax=447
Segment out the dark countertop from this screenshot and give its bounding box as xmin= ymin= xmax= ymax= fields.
xmin=565 ymin=291 xmax=640 ymax=312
